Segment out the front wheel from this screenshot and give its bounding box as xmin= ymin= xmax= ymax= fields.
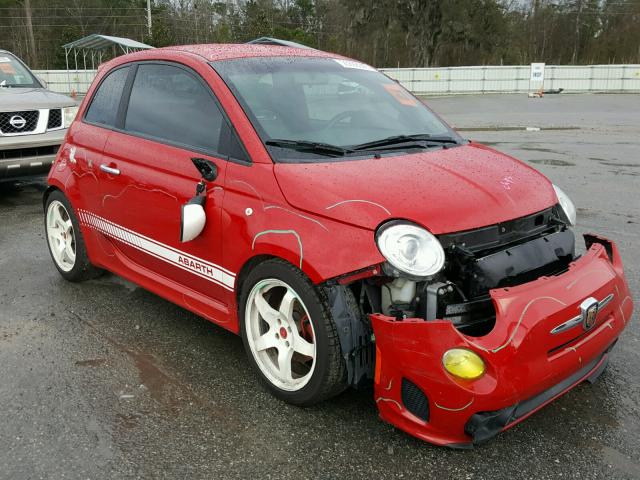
xmin=44 ymin=190 xmax=103 ymax=282
xmin=239 ymin=259 xmax=347 ymax=406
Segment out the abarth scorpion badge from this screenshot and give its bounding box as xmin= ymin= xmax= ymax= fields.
xmin=580 ymin=297 xmax=599 ymax=331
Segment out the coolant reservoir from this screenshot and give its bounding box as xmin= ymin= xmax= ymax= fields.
xmin=381 ymin=278 xmax=417 ymax=316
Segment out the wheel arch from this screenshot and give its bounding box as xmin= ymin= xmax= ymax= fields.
xmin=240 ymin=237 xmax=326 ymax=291
xmin=235 ymin=254 xmax=279 ymax=303
xmin=42 ymin=184 xmax=61 ymax=210
xmin=235 ymin=253 xmax=322 ymax=305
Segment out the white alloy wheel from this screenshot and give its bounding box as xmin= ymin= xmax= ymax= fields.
xmin=46 ymin=200 xmax=76 ymax=272
xmin=245 ymin=279 xmax=317 ymax=392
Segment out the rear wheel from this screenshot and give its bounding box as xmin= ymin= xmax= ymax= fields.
xmin=239 ymin=259 xmax=346 ymax=406
xmin=44 ymin=190 xmax=102 ymax=282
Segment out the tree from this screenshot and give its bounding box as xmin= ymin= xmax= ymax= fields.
xmin=0 ymin=0 xmax=639 ymax=69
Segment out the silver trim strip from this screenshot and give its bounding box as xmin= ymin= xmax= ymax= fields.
xmin=598 ymin=293 xmax=614 ymax=309
xmin=550 ymin=293 xmax=615 ymax=335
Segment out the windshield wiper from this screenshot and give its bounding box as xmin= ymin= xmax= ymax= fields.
xmin=350 ymin=134 xmax=459 ymax=151
xmin=266 ymin=139 xmax=352 ymax=157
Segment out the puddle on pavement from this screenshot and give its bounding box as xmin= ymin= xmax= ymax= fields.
xmin=519 ymin=146 xmax=568 ymax=155
xmin=128 ymin=349 xmax=180 ymax=410
xmin=115 ymin=412 xmax=143 ymax=429
xmin=579 ymin=438 xmax=640 ymax=478
xmin=75 ymin=358 xmax=107 ymax=367
xmin=90 ymin=274 xmax=139 ymax=292
xmin=608 ymin=169 xmax=639 ymax=176
xmin=577 ymin=207 xmax=598 ymax=218
xmin=529 ymin=159 xmax=576 ymax=166
xmin=599 ymin=161 xmax=639 ymax=168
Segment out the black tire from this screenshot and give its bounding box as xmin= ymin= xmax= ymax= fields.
xmin=44 ymin=189 xmax=103 ymax=282
xmin=239 ymin=259 xmax=347 ymax=406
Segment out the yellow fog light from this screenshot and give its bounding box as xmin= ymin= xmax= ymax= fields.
xmin=442 ymin=348 xmax=485 ymax=380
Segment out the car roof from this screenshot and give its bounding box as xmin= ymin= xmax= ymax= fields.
xmin=129 ymin=43 xmax=346 ymax=63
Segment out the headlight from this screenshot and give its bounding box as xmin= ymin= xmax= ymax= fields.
xmin=442 ymin=348 xmax=485 ymax=380
xmin=376 ymin=221 xmax=445 ymax=278
xmin=553 ymin=184 xmax=576 ymax=226
xmin=63 ymin=106 xmax=79 ymax=128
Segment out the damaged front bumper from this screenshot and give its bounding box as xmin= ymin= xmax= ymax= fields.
xmin=370 ymin=235 xmax=634 ymax=447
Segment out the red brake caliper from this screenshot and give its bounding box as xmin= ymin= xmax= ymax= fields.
xmin=299 ymin=314 xmax=314 ymax=343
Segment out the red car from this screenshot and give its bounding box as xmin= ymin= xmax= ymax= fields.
xmin=44 ymin=44 xmax=634 ymax=447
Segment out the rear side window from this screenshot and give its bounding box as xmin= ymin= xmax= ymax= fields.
xmin=85 ymin=66 xmax=129 ymax=127
xmin=124 ymin=64 xmax=225 ymax=155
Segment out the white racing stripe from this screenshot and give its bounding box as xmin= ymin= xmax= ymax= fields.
xmin=78 ymin=209 xmax=235 ymax=291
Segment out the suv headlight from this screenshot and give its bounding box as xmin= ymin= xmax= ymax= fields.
xmin=376 ymin=221 xmax=445 ymax=278
xmin=63 ymin=106 xmax=79 ymax=128
xmin=553 ymin=184 xmax=576 ymax=226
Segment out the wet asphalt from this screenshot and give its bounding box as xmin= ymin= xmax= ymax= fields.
xmin=0 ymin=94 xmax=638 ymax=479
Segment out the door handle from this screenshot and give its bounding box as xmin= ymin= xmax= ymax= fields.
xmin=100 ymin=164 xmax=120 ymax=176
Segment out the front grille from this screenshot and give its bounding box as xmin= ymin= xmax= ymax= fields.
xmin=47 ymin=109 xmax=62 ymax=129
xmin=401 ymin=378 xmax=430 ymax=422
xmin=0 ymin=110 xmax=39 ymax=134
xmin=0 ymin=145 xmax=60 ymax=160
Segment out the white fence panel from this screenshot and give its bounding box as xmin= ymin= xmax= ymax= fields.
xmin=33 ymin=65 xmax=640 ymax=96
xmin=381 ymin=64 xmax=640 ymax=95
xmin=33 ymin=69 xmax=97 ymax=95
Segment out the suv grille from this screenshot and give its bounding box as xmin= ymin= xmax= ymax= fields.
xmin=0 ymin=110 xmax=39 ymax=134
xmin=0 ymin=145 xmax=60 ymax=160
xmin=47 ymin=109 xmax=62 ymax=129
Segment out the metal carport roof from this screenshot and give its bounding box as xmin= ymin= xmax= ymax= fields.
xmin=62 ymin=34 xmax=153 ymax=79
xmin=62 ymin=34 xmax=153 ymax=53
xmin=246 ymin=37 xmax=313 ymax=49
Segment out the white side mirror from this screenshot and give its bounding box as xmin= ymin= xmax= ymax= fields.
xmin=180 ymin=196 xmax=206 ymax=242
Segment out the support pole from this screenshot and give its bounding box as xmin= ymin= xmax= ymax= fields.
xmin=65 ymin=48 xmax=71 ymax=95
xmin=147 ymin=0 xmax=152 ymax=38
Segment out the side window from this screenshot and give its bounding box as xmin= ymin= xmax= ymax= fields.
xmin=220 ymin=122 xmax=249 ymax=163
xmin=124 ymin=64 xmax=226 ymax=155
xmin=85 ymin=66 xmax=129 ymax=127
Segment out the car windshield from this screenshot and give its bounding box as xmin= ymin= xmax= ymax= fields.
xmin=212 ymin=57 xmax=462 ymax=163
xmin=0 ymin=53 xmax=40 ymax=88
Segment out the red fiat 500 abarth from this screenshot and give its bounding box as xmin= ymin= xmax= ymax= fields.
xmin=44 ymin=44 xmax=634 ymax=447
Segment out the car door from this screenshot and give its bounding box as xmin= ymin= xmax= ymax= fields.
xmin=94 ymin=62 xmax=246 ymax=321
xmin=70 ymin=65 xmax=132 ymax=218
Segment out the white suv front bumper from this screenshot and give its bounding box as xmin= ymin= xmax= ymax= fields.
xmin=0 ymin=128 xmax=66 ymax=181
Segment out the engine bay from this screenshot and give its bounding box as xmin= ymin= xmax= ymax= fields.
xmin=324 ymin=205 xmax=576 ymax=386
xmin=380 ymin=206 xmax=575 ymax=336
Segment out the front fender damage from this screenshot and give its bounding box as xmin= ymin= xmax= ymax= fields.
xmin=322 ymin=283 xmax=375 ymax=387
xmin=365 ymin=235 xmax=633 ymax=447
